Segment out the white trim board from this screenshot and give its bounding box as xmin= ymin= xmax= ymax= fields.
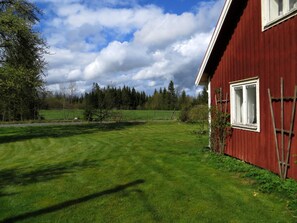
xmin=195 ymin=0 xmax=233 ymax=86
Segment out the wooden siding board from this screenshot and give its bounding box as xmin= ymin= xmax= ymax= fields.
xmin=252 ymin=0 xmax=260 ymax=166
xmin=209 ymin=0 xmax=297 ymax=179
xmin=290 ymin=20 xmax=297 ymax=179
xmin=262 ymin=15 xmax=271 ymax=171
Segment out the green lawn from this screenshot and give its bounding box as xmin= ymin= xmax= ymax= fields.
xmin=0 ymin=122 xmax=295 ymax=222
xmin=120 ymin=110 xmax=179 ymax=121
xmin=39 ymin=109 xmax=179 ymax=121
xmin=39 ymin=109 xmax=84 ymax=121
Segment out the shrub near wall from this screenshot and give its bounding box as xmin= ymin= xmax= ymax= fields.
xmin=179 ymin=105 xmax=209 ymax=133
xmin=190 ymin=105 xmax=209 ymax=134
xmin=188 ymin=105 xmax=208 ymax=122
xmin=210 ymin=106 xmax=231 ymax=154
xmin=179 ymin=105 xmax=208 ymax=122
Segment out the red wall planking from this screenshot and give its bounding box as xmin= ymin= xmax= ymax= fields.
xmin=210 ymin=0 xmax=297 ymax=179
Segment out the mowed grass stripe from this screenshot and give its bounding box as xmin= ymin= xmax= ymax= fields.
xmin=0 ymin=122 xmax=294 ymax=222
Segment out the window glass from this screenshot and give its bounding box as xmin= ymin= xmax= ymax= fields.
xmin=262 ymin=0 xmax=297 ymax=29
xmin=269 ymin=0 xmax=283 ymax=20
xmin=290 ymin=0 xmax=297 ymax=10
xmin=246 ymin=85 xmax=257 ymax=124
xmin=230 ymin=79 xmax=259 ymax=131
xmin=235 ymin=87 xmax=243 ymax=124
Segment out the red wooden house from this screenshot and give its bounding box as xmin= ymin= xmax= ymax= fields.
xmin=195 ymin=0 xmax=297 ymax=179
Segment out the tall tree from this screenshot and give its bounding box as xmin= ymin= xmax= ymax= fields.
xmin=179 ymin=90 xmax=191 ymax=109
xmin=193 ymin=87 xmax=208 ymax=105
xmin=167 ymin=80 xmax=177 ymax=110
xmin=0 ymin=0 xmax=46 ymax=121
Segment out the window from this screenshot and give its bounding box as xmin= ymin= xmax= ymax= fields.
xmin=230 ymin=78 xmax=260 ymax=132
xmin=262 ymin=0 xmax=297 ymax=29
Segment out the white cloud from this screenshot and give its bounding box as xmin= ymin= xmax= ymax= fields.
xmin=83 ymin=41 xmax=152 ymax=79
xmin=68 ymin=69 xmax=82 ymax=81
xmin=46 ymin=48 xmax=96 ymax=68
xmin=134 ymin=12 xmax=198 ymax=48
xmin=45 ymin=47 xmax=96 ymax=84
xmin=55 ymin=4 xmax=162 ymax=32
xmin=46 ymin=80 xmax=88 ymax=94
xmin=132 ymin=31 xmax=213 ymax=86
xmin=148 ymin=80 xmax=156 ymax=87
xmin=132 ymin=59 xmax=170 ymax=81
xmin=195 ymin=0 xmax=225 ymax=31
xmin=37 ymin=0 xmax=224 ymax=95
xmin=172 ymin=32 xmax=212 ymax=58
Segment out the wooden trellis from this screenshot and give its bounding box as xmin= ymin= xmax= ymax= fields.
xmin=215 ymin=88 xmax=229 ymax=113
xmin=268 ymin=78 xmax=297 ymax=179
xmin=210 ymin=88 xmax=231 ymax=154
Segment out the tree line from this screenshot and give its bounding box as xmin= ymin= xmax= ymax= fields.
xmin=84 ymin=80 xmax=184 ymax=111
xmin=42 ymin=80 xmax=207 ymax=110
xmin=82 ymin=80 xmax=207 ymax=121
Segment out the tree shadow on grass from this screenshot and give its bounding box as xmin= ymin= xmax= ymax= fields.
xmin=0 ymin=159 xmax=99 ymax=194
xmin=0 ymin=179 xmax=145 ymax=223
xmin=0 ymin=192 xmax=19 ymax=198
xmin=129 ymin=189 xmax=162 ymax=222
xmin=0 ymin=122 xmax=145 ymax=144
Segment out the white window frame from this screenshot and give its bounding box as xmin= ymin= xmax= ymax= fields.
xmin=262 ymin=0 xmax=297 ymax=30
xmin=230 ymin=78 xmax=260 ymax=132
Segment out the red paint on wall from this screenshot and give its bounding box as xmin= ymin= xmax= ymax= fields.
xmin=209 ymin=0 xmax=297 ymax=179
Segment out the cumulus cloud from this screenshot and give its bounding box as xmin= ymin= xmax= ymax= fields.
xmin=84 ymin=41 xmax=152 ymax=79
xmin=36 ymin=0 xmax=224 ymax=95
xmin=134 ymin=12 xmax=198 ymax=48
xmin=172 ymin=32 xmax=213 ymax=58
xmin=71 ymin=7 xmax=160 ymax=30
xmin=45 ymin=47 xmax=97 ymax=84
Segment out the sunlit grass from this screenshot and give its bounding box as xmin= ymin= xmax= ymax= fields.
xmin=0 ymin=122 xmax=295 ymax=222
xmin=39 ymin=109 xmax=84 ymax=120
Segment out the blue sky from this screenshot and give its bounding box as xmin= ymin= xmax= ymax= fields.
xmin=33 ymin=0 xmax=224 ymax=95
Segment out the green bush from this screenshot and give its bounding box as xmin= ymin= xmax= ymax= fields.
xmin=179 ymin=107 xmax=190 ymax=122
xmin=179 ymin=105 xmax=208 ymax=123
xmin=188 ymin=105 xmax=208 ymax=122
xmin=210 ymin=106 xmax=231 ymax=154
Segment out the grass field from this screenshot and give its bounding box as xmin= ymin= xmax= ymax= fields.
xmin=39 ymin=109 xmax=179 ymax=121
xmin=39 ymin=109 xmax=84 ymax=121
xmin=0 ymin=122 xmax=295 ymax=222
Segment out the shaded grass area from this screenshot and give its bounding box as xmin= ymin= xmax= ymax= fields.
xmin=39 ymin=109 xmax=179 ymax=121
xmin=0 ymin=122 xmax=144 ymax=144
xmin=0 ymin=122 xmax=295 ymax=222
xmin=1 ymin=180 xmax=145 ymax=223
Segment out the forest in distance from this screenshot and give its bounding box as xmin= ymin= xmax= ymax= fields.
xmin=42 ymin=81 xmax=208 ymax=111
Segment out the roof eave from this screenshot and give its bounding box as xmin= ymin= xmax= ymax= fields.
xmin=195 ymin=0 xmax=233 ymax=86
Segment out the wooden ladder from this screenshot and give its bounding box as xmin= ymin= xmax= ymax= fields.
xmin=268 ymin=78 xmax=297 ymax=179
